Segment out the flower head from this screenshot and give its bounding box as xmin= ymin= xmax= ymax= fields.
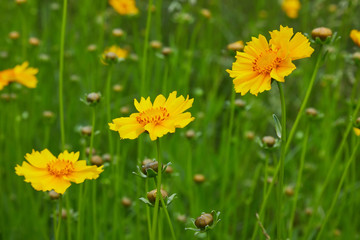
xmin=0 ymin=62 xmax=38 ymax=90
xmin=350 ymin=30 xmax=360 ymax=47
xmin=15 ymin=149 xmax=103 ymax=194
xmin=102 ymin=45 xmax=128 ymax=65
xmin=226 ymin=26 xmax=314 ymax=96
xmin=109 ymin=0 xmax=139 ymax=15
xmin=282 ymin=0 xmax=301 ymax=19
xmin=109 ymin=91 xmax=195 ymax=141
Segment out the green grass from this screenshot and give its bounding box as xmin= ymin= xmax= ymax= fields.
xmin=1 ymin=0 xmax=360 ymax=239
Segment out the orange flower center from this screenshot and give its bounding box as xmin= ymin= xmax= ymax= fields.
xmin=47 ymin=160 xmax=74 ymax=177
xmin=136 ymin=107 xmax=170 ymax=125
xmin=253 ymin=49 xmax=282 ymax=74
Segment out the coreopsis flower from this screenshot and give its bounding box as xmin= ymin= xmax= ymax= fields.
xmin=226 ymin=26 xmax=314 ymax=96
xmin=354 ymin=127 xmax=360 ymax=136
xmin=109 ymin=0 xmax=138 ymax=15
xmin=282 ymin=0 xmax=301 ymax=19
xmin=15 ymin=149 xmax=103 ymax=194
xmin=109 ymin=91 xmax=195 ymax=141
xmin=0 ymin=62 xmax=38 ymax=90
xmin=350 ymin=30 xmax=360 ymax=47
xmin=101 ymin=45 xmax=128 ymax=65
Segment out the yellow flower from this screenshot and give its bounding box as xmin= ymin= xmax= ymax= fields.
xmin=101 ymin=45 xmax=128 ymax=64
xmin=282 ymin=0 xmax=301 ymax=19
xmin=0 ymin=62 xmax=38 ymax=90
xmin=109 ymin=91 xmax=195 ymax=141
xmin=350 ymin=29 xmax=360 ymax=47
xmin=354 ymin=127 xmax=360 ymax=136
xmin=15 ymin=149 xmax=103 ymax=194
xmin=226 ymin=26 xmax=314 ymax=96
xmin=109 ymin=0 xmax=139 ymax=15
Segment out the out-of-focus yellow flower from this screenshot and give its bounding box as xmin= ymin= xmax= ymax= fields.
xmin=282 ymin=0 xmax=301 ymax=19
xmin=226 ymin=26 xmax=314 ymax=96
xmin=0 ymin=62 xmax=38 ymax=90
xmin=109 ymin=91 xmax=195 ymax=141
xmin=350 ymin=30 xmax=360 ymax=47
xmin=101 ymin=45 xmax=128 ymax=65
xmin=15 ymin=149 xmax=103 ymax=194
xmin=354 ymin=127 xmax=360 ymax=136
xmin=109 ymin=0 xmax=139 ymax=15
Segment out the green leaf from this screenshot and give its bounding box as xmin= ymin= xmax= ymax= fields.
xmin=273 ymin=114 xmax=282 ymax=139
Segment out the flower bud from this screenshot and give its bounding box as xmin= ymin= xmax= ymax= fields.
xmin=86 ymin=92 xmax=101 ymax=104
xmin=105 ymin=52 xmax=118 ymax=61
xmin=352 ymin=52 xmax=360 ymax=61
xmin=142 ymin=161 xmax=160 ymax=174
xmin=227 ymin=41 xmax=244 ymax=51
xmin=121 ymin=197 xmax=132 ymax=207
xmin=112 ymin=28 xmax=124 ymax=37
xmin=147 ymin=189 xmax=168 ymax=204
xmin=120 ymin=106 xmax=130 ymax=114
xmin=43 ymin=111 xmax=54 ymax=119
xmin=87 ymin=44 xmax=97 ymax=52
xmin=15 ymin=0 xmax=27 ymax=4
xmin=150 ymin=40 xmax=162 ymax=49
xmin=195 ymin=213 xmax=213 ymax=229
xmin=162 ymin=47 xmax=172 ymax=56
xmin=305 ymin=107 xmax=318 ymax=117
xmin=262 ymin=136 xmax=276 ymax=147
xmin=193 ymin=174 xmax=205 ymax=184
xmin=305 ymin=207 xmax=313 ymax=216
xmin=311 ymin=27 xmax=333 ymax=41
xmin=48 ymin=190 xmax=60 ymax=200
xmin=91 ymin=155 xmax=103 ymax=166
xmin=142 ymin=158 xmax=152 ymax=166
xmin=0 ymin=51 xmax=8 ymax=59
xmin=235 ymin=99 xmax=246 ymax=108
xmin=102 ymin=153 xmax=111 ymax=162
xmin=285 ymin=186 xmax=294 ymax=196
xmin=176 ymin=214 xmax=187 ymax=223
xmin=9 ymin=31 xmax=20 ymax=40
xmin=81 ymin=126 xmax=92 ymax=136
xmin=165 ymin=165 xmax=173 ymax=174
xmin=29 ymin=37 xmax=40 ymax=46
xmin=185 ymin=129 xmax=196 ymax=139
xmin=200 ymin=9 xmax=211 ymax=19
xmin=113 ymin=84 xmax=123 ymax=92
xmin=85 ymin=147 xmax=96 ymax=156
xmin=245 ymin=131 xmax=255 ymax=140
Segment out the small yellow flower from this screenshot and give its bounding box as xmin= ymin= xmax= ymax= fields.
xmin=0 ymin=62 xmax=38 ymax=90
xmin=109 ymin=0 xmax=139 ymax=15
xmin=282 ymin=0 xmax=301 ymax=19
xmin=226 ymin=26 xmax=314 ymax=96
xmin=15 ymin=149 xmax=103 ymax=194
xmin=354 ymin=127 xmax=360 ymax=136
xmin=109 ymin=91 xmax=195 ymax=141
xmin=350 ymin=30 xmax=360 ymax=47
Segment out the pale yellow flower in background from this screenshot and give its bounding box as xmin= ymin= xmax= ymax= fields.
xmin=109 ymin=91 xmax=195 ymax=141
xmin=15 ymin=149 xmax=103 ymax=194
xmin=0 ymin=62 xmax=38 ymax=90
xmin=282 ymin=0 xmax=301 ymax=19
xmin=350 ymin=29 xmax=360 ymax=47
xmin=109 ymin=0 xmax=139 ymax=15
xmin=227 ymin=26 xmax=314 ymax=96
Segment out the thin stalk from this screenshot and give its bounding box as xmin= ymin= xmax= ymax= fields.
xmin=159 ymin=196 xmax=177 ymax=240
xmin=146 ymin=179 xmax=153 ymax=240
xmin=55 ymin=196 xmax=63 ymax=240
xmin=289 ymin=123 xmax=309 ymax=238
xmin=276 ymin=81 xmax=287 ymax=240
xmin=285 ymin=46 xmax=323 ymax=155
xmin=88 ymin=107 xmax=97 ymax=239
xmin=76 ymin=183 xmax=84 ymax=240
xmin=65 ymin=193 xmax=72 ymax=240
xmin=151 ymin=139 xmax=162 ymax=240
xmin=315 ymin=140 xmax=360 ymax=240
xmin=140 ymin=0 xmax=154 ymax=95
xmin=106 ymin=64 xmax=114 ymax=158
xmin=59 ymin=0 xmax=68 ymax=150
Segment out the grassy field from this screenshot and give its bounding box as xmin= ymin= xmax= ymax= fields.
xmin=1 ymin=0 xmax=360 ymax=239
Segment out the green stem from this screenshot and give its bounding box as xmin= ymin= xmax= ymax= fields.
xmin=88 ymin=107 xmax=97 ymax=239
xmin=159 ymin=196 xmax=177 ymax=240
xmin=59 ymin=0 xmax=68 ymax=150
xmin=146 ymin=179 xmax=153 ymax=240
xmin=65 ymin=193 xmax=72 ymax=240
xmin=140 ymin=0 xmax=153 ymax=95
xmin=151 ymin=139 xmax=162 ymax=240
xmin=106 ymin=64 xmax=114 ymax=158
xmin=76 ymin=183 xmax=84 ymax=240
xmin=285 ymin=46 xmax=323 ymax=155
xmin=289 ymin=123 xmax=309 ymax=238
xmin=276 ymin=81 xmax=287 ymax=240
xmin=315 ymin=140 xmax=360 ymax=240
xmin=55 ymin=196 xmax=63 ymax=240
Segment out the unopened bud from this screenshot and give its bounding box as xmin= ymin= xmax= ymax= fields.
xmin=81 ymin=126 xmax=92 ymax=136
xmin=43 ymin=111 xmax=54 ymax=119
xmin=15 ymin=0 xmax=27 ymax=4
xmin=121 ymin=197 xmax=132 ymax=207
xmin=200 ymin=9 xmax=211 ymax=19
xmin=193 ymin=174 xmax=205 ymax=183
xmin=165 ymin=165 xmax=173 ymax=174
xmin=262 ymin=136 xmax=276 ymax=147
xmin=86 ymin=92 xmax=101 ymax=104
xmin=113 ymin=84 xmax=123 ymax=92
xmin=150 ymin=40 xmax=162 ymax=49
xmin=120 ymin=106 xmax=130 ymax=114
xmin=147 ymin=189 xmax=168 ymax=204
xmin=305 ymin=107 xmax=318 ymax=117
xmin=112 ymin=28 xmax=124 ymax=37
xmin=245 ymin=131 xmax=255 ymax=140
xmin=162 ymin=47 xmax=172 ymax=56
xmin=105 ymin=52 xmax=118 ymax=61
xmin=185 ymin=129 xmax=196 ymax=139
xmin=102 ymin=153 xmax=111 ymax=162
xmin=235 ymin=99 xmax=246 ymax=108
xmin=311 ymin=27 xmax=333 ymax=41
xmin=305 ymin=207 xmax=313 ymax=216
xmin=91 ymin=155 xmax=103 ymax=166
xmin=9 ymin=31 xmax=20 ymax=40
xmin=29 ymin=37 xmax=40 ymax=46
xmin=195 ymin=213 xmax=213 ymax=229
xmin=285 ymin=186 xmax=294 ymax=196
xmin=85 ymin=147 xmax=96 ymax=156
xmin=176 ymin=214 xmax=187 ymax=223
xmin=48 ymin=190 xmax=60 ymax=200
xmin=142 ymin=161 xmax=160 ymax=174
xmin=227 ymin=41 xmax=244 ymax=51
xmin=87 ymin=44 xmax=97 ymax=52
